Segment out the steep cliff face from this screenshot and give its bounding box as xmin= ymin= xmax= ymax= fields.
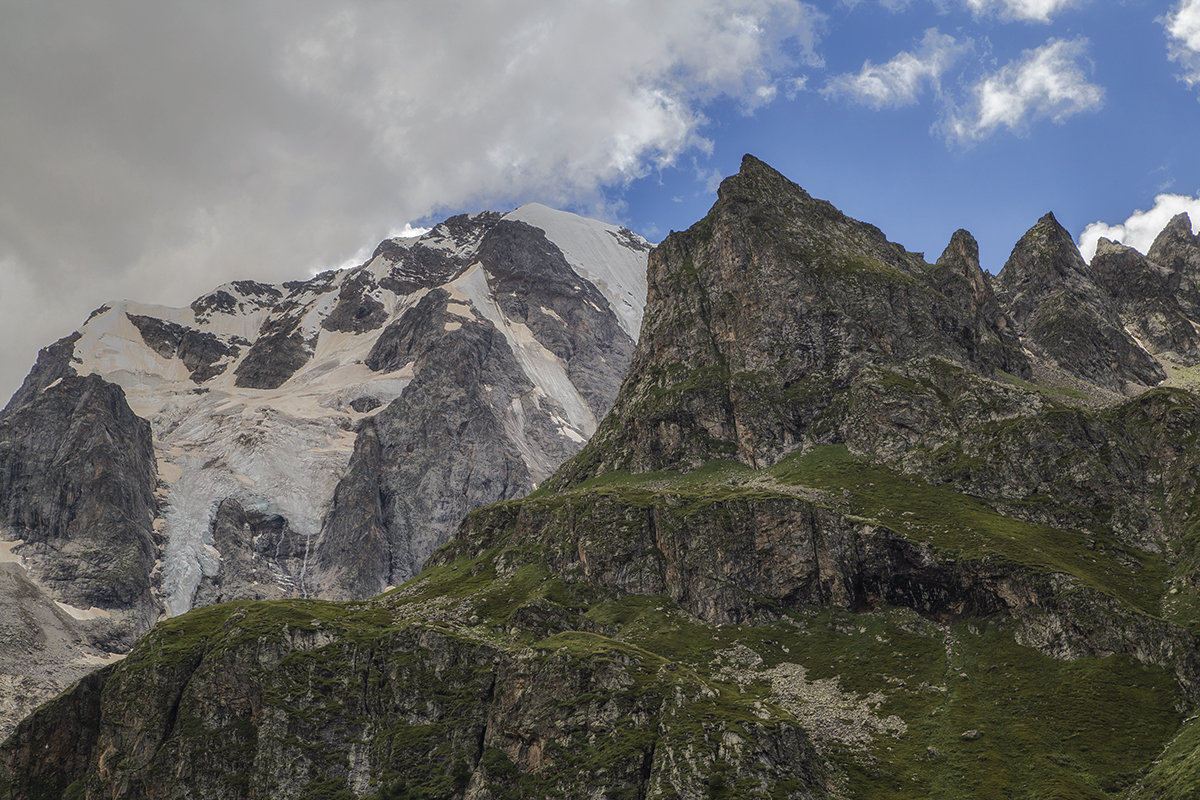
xmin=556 ymin=155 xmax=1030 ymax=478
xmin=0 ymin=374 xmax=157 ymax=740
xmin=8 ymin=156 xmax=1200 ymax=800
xmin=0 ymin=375 xmax=158 ymax=618
xmin=1 ymin=600 xmax=829 ymax=800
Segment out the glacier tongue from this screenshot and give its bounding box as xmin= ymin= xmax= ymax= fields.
xmin=149 ymin=391 xmax=359 ymax=616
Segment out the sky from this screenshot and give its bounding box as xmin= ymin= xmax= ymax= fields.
xmin=2 ymin=0 xmax=1199 ymax=399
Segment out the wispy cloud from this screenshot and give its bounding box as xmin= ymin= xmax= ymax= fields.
xmin=946 ymin=38 xmax=1103 ymax=143
xmin=1165 ymin=0 xmax=1200 ymax=89
xmin=1078 ymin=194 xmax=1200 ymax=263
xmin=824 ymin=29 xmax=967 ymax=108
xmin=962 ymin=0 xmax=1079 ymax=23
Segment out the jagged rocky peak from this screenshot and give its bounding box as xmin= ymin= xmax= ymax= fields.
xmin=562 ymin=154 xmax=1029 ymax=479
xmin=992 ymin=211 xmax=1166 ymax=392
xmin=937 ymin=228 xmax=982 ymax=275
xmin=932 ymin=228 xmax=1015 ymax=340
xmin=995 ymin=211 xmax=1097 ymax=324
xmin=1088 ymin=232 xmax=1200 ymax=365
xmin=1148 ymin=212 xmax=1200 ymax=268
xmin=1091 ymin=237 xmax=1170 ymax=299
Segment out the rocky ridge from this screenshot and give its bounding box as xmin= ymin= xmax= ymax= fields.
xmin=7 ymin=157 xmax=1200 ymax=798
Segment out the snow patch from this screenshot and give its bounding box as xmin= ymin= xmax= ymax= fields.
xmin=54 ymin=601 xmax=112 ymax=621
xmin=505 ymin=202 xmax=649 ymax=339
xmin=449 ymin=264 xmax=595 ymax=437
xmin=0 ymin=540 xmax=24 ymax=566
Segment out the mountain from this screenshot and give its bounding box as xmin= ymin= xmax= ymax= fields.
xmin=7 ymin=156 xmax=1200 ymax=799
xmin=0 ymin=203 xmax=649 ymax=739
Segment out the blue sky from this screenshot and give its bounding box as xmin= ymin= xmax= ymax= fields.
xmin=608 ymin=0 xmax=1200 ymax=272
xmin=1 ymin=1 xmax=1199 ymax=396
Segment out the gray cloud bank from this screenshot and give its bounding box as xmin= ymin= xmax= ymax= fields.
xmin=0 ymin=1 xmax=821 ymax=398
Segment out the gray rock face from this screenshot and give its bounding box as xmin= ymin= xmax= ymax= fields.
xmin=313 ymin=216 xmax=639 ymax=596
xmin=375 ymin=212 xmax=501 ymax=295
xmin=0 ymin=375 xmax=157 ymax=620
xmin=2 ymin=332 xmax=81 ymax=414
xmin=232 ymin=304 xmax=317 ymax=389
xmin=364 ymin=288 xmax=452 ymax=373
xmin=126 ymin=314 xmax=238 ymax=382
xmin=314 ymin=294 xmax=571 ymax=597
xmin=995 ymin=213 xmax=1165 ymax=391
xmin=929 ymin=229 xmax=1025 ymax=370
xmin=1091 ymin=237 xmax=1200 ymax=363
xmin=191 ymin=498 xmax=310 ymax=606
xmin=1148 ymin=212 xmax=1200 ymax=317
xmin=0 ymin=373 xmax=159 ymax=740
xmin=0 ymin=560 xmax=117 ymax=742
xmin=321 ymin=272 xmax=388 ymax=334
xmin=481 ymin=220 xmax=634 ymax=418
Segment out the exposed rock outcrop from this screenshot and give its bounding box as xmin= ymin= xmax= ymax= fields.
xmin=995 ymin=213 xmax=1165 ymax=391
xmin=0 ymin=375 xmax=157 ymax=620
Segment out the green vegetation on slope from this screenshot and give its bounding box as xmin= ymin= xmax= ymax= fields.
xmin=770 ymin=445 xmax=1167 ymax=615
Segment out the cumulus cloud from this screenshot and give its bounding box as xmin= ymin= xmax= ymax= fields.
xmin=0 ymin=1 xmax=823 ymax=398
xmin=1078 ymin=194 xmax=1200 ymax=263
xmin=823 ymin=29 xmax=967 ymax=108
xmin=963 ymin=0 xmax=1078 ymax=23
xmin=1165 ymin=0 xmax=1200 ymax=88
xmin=946 ymin=38 xmax=1103 ymax=143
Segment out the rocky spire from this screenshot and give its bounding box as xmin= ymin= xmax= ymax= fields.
xmin=995 ymin=213 xmax=1164 ymax=391
xmin=931 ymin=229 xmax=1025 ymax=371
xmin=995 ymin=212 xmax=1095 ymax=327
xmin=1147 ymin=212 xmax=1198 ymax=270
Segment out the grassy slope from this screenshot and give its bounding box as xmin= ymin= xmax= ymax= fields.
xmin=402 ymin=443 xmax=1191 ymax=799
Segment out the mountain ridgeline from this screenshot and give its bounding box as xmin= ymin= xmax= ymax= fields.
xmin=0 ymin=203 xmax=649 ymax=738
xmin=7 ymin=156 xmax=1200 ymax=799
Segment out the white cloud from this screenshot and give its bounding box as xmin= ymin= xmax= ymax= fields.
xmin=0 ymin=1 xmax=824 ymax=398
xmin=1165 ymin=0 xmax=1200 ymax=88
xmin=963 ymin=0 xmax=1078 ymax=23
xmin=823 ymin=29 xmax=967 ymax=108
xmin=947 ymin=38 xmax=1103 ymax=143
xmin=1078 ymin=194 xmax=1200 ymax=263
xmin=838 ymin=0 xmax=918 ymax=10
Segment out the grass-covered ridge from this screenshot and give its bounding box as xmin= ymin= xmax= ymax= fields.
xmin=391 ymin=552 xmax=1185 ymax=800
xmin=771 ymin=445 xmax=1167 ymax=615
xmin=9 ymin=433 xmax=1194 ymax=799
xmin=506 ymin=443 xmax=1168 ymax=618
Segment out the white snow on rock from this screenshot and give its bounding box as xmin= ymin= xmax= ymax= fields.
xmin=505 ymin=202 xmax=651 ymax=339
xmin=46 ymin=204 xmax=650 ymax=617
xmin=447 ymin=264 xmax=596 ymax=439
